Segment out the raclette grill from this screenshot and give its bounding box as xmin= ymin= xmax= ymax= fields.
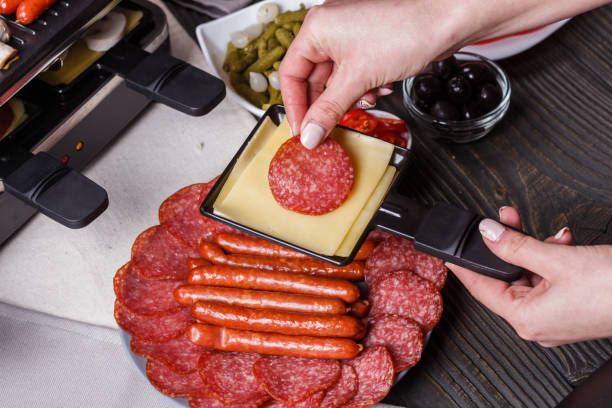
xmin=0 ymin=0 xmax=226 ymax=245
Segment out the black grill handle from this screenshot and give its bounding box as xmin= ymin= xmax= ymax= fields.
xmin=99 ymin=42 xmax=226 ymax=116
xmin=3 ymin=152 xmax=108 ymax=228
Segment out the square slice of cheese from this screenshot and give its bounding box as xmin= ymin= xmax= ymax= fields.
xmin=214 ymin=117 xmax=394 ymax=256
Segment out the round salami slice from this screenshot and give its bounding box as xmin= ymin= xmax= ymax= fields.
xmin=114 ymin=300 xmax=193 ymax=342
xmin=263 ymin=391 xmax=325 ymax=408
xmin=131 ymin=224 xmax=199 ymax=281
xmin=198 ymin=351 xmax=269 ymax=406
xmin=190 ymin=397 xmax=268 ymax=408
xmin=253 ymin=355 xmax=341 ymax=404
xmin=320 ymin=364 xmax=358 ymax=408
xmin=364 ymin=314 xmax=424 ymax=372
xmin=131 ymin=334 xmax=206 ymax=374
xmin=160 ymin=183 xmax=211 ymax=247
xmin=365 ymin=236 xmax=447 ymax=289
xmin=146 ymin=358 xmax=211 ymax=398
xmin=368 ymin=270 xmax=443 ymax=332
xmin=268 ymin=136 xmax=354 ymax=215
xmin=114 ymin=262 xmax=182 ymax=316
xmin=366 ymin=229 xmax=393 ymax=243
xmin=345 ymin=346 xmax=395 ymax=408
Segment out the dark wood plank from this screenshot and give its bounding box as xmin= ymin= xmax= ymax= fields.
xmin=166 ymin=3 xmax=611 ymax=407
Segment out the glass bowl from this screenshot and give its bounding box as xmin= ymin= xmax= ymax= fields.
xmin=402 ymin=51 xmax=511 ymax=143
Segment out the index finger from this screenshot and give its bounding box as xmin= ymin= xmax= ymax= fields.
xmin=279 ymin=33 xmax=329 ymax=135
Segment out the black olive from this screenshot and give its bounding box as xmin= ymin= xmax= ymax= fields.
xmin=412 ymin=74 xmax=442 ymax=107
xmin=460 ymin=62 xmax=495 ymax=86
xmin=446 ymin=74 xmax=472 ymax=104
xmin=461 ymin=101 xmax=484 ymax=120
xmin=432 ymin=56 xmax=458 ymax=79
xmin=477 ymin=82 xmax=503 ymax=112
xmin=430 ymin=100 xmax=460 ymax=121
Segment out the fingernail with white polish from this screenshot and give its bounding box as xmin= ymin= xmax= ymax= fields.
xmin=377 ymin=87 xmax=393 ymax=96
xmin=300 ymin=122 xmax=325 ymax=149
xmin=554 ymin=226 xmax=569 ymax=240
xmin=479 ymin=218 xmax=506 ymax=242
xmin=357 ymin=99 xmax=376 ymax=110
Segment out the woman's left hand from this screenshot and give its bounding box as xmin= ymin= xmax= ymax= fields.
xmin=447 ymin=206 xmax=612 ymax=347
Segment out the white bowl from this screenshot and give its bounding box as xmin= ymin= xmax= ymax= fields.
xmin=196 ymin=0 xmax=323 ymax=117
xmin=196 ymin=1 xmax=568 ymax=117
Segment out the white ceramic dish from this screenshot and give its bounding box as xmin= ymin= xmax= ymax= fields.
xmin=196 ymin=0 xmax=569 ymax=117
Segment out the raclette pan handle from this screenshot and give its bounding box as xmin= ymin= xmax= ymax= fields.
xmin=374 ymin=199 xmax=523 ymax=282
xmin=3 ymin=152 xmax=108 ymax=228
xmin=99 ymin=42 xmax=226 ymax=116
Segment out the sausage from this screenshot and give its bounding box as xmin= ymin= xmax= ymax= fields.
xmin=192 ymin=301 xmax=363 ymax=338
xmin=214 ymin=233 xmax=375 ymax=261
xmin=188 ymin=265 xmax=360 ymax=303
xmin=0 ymin=0 xmax=21 ymax=15
xmin=16 ymin=0 xmax=56 ymax=25
xmin=349 ymin=300 xmax=370 ymax=318
xmin=198 ymin=241 xmax=364 ymax=281
xmin=174 ymin=285 xmax=347 ymax=315
xmin=187 ymin=323 xmax=361 ymax=360
xmin=186 ymin=257 xmax=208 ymax=270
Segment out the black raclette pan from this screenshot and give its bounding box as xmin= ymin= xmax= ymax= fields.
xmin=201 ymin=105 xmax=523 ymax=282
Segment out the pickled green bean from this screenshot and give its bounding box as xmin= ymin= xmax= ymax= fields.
xmin=292 ymin=22 xmax=302 ymax=36
xmin=257 ymin=37 xmax=267 ymax=59
xmin=261 ymin=23 xmax=279 ymax=41
xmin=274 ymin=28 xmax=294 ymax=48
xmin=272 ymin=61 xmax=281 ymax=71
xmin=274 ymin=9 xmax=307 ymax=25
xmin=245 ymin=46 xmax=285 ymax=75
xmin=267 ymin=37 xmax=280 ymax=51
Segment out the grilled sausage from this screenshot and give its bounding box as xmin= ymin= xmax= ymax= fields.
xmin=0 ymin=0 xmax=21 ymax=15
xmin=188 ymin=323 xmax=361 ymax=360
xmin=188 ymin=265 xmax=360 ymax=303
xmin=192 ymin=302 xmax=363 ymax=338
xmin=186 ymin=257 xmax=208 ymax=270
xmin=349 ymin=300 xmax=370 ymax=318
xmin=198 ymin=241 xmax=364 ymax=281
xmin=16 ymin=0 xmax=56 ymax=25
xmin=174 ymin=285 xmax=347 ymax=315
xmin=214 ymin=233 xmax=376 ymax=261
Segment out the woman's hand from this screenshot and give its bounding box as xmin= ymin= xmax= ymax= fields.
xmin=448 ymin=206 xmax=612 ymax=347
xmin=280 ymin=0 xmax=609 ymax=149
xmin=280 ymin=0 xmax=469 ymax=148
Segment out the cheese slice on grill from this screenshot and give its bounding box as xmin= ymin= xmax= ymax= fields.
xmin=214 ymin=117 xmax=395 ymax=256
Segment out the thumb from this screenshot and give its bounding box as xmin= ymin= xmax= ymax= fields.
xmin=299 ymin=66 xmax=364 ymax=149
xmin=479 ymin=218 xmax=564 ymax=279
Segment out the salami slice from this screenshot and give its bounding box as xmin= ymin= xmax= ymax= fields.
xmin=131 ymin=334 xmax=206 ymax=374
xmin=159 ymin=183 xmax=211 ymax=247
xmin=366 ymin=229 xmax=392 ymax=243
xmin=345 ymin=346 xmax=395 ymax=408
xmin=190 ymin=397 xmax=267 ymax=408
xmin=268 ymin=136 xmax=354 ymax=215
xmin=368 ymin=270 xmax=443 ymax=332
xmin=263 ymin=391 xmax=325 ymax=408
xmin=320 ymin=364 xmax=358 ymax=408
xmin=364 ymin=314 xmax=424 ymax=372
xmin=146 ymin=358 xmax=210 ymax=398
xmin=114 ymin=300 xmax=193 ymax=342
xmin=253 ymin=356 xmax=341 ymax=404
xmin=131 ymin=224 xmax=198 ymax=281
xmin=198 ymin=351 xmax=269 ymax=406
xmin=114 ymin=262 xmax=182 ymax=316
xmin=365 ymin=236 xmax=447 ymax=288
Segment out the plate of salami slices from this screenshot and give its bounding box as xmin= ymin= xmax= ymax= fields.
xmin=115 ymin=167 xmax=447 ymax=406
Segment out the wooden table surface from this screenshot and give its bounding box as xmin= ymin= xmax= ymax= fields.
xmin=168 ymin=3 xmax=612 ymax=406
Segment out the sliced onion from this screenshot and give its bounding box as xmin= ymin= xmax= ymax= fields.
xmin=249 ymin=72 xmax=268 ymax=93
xmin=257 ymin=3 xmax=280 ymax=24
xmin=84 ymin=11 xmax=127 ymax=52
xmin=244 ymin=23 xmax=263 ymax=40
xmin=230 ymin=30 xmax=250 ymax=48
xmin=268 ymin=71 xmax=280 ymax=90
